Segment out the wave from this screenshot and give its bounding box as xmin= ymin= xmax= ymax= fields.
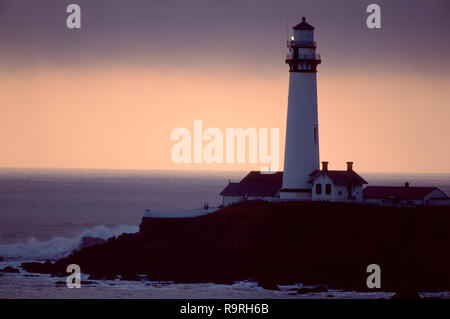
xmin=0 ymin=224 xmax=139 ymax=261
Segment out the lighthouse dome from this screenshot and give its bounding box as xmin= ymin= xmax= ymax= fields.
xmin=293 ymin=17 xmax=314 ymax=42
xmin=293 ymin=17 xmax=315 ymax=30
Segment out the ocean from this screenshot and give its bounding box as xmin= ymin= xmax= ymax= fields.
xmin=0 ymin=168 xmax=449 ymax=299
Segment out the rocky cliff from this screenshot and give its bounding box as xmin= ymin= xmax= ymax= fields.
xmin=22 ymin=201 xmax=450 ymax=292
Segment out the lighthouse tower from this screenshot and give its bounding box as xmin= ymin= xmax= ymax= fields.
xmin=280 ymin=17 xmax=321 ymax=200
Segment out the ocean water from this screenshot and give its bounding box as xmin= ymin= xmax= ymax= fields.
xmin=0 ymin=168 xmax=449 ymax=298
xmin=0 ymin=168 xmax=246 ymax=248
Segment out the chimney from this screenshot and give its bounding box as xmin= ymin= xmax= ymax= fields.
xmin=346 ymin=161 xmax=353 ymax=171
xmin=404 ymin=182 xmax=410 ymax=187
xmin=321 ymin=161 xmax=329 ymax=171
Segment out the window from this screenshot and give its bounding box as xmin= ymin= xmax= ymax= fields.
xmin=347 ymin=184 xmax=353 ymax=198
xmin=315 ymin=183 xmax=322 ymax=195
xmin=338 ymin=190 xmax=342 ymax=196
xmin=313 ymin=127 xmax=318 ymax=144
xmin=325 ymin=184 xmax=332 ymax=195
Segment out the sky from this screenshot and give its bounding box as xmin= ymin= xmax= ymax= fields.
xmin=0 ymin=0 xmax=449 ymax=173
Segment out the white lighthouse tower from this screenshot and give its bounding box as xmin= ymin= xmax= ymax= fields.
xmin=280 ymin=17 xmax=322 ymax=200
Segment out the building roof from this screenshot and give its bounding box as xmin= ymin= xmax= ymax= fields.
xmin=220 ymin=171 xmax=283 ymax=197
xmin=293 ymin=17 xmax=315 ymax=30
xmin=363 ymin=186 xmax=448 ymax=200
xmin=309 ymin=170 xmax=368 ymax=185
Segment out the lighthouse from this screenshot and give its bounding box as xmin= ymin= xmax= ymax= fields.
xmin=219 ymin=17 xmax=446 ymax=207
xmin=280 ymin=17 xmax=322 ymax=200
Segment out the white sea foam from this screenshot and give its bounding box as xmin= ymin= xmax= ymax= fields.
xmin=0 ymin=224 xmax=138 ymax=260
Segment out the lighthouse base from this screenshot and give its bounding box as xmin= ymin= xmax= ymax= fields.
xmin=279 ymin=188 xmax=312 ymax=200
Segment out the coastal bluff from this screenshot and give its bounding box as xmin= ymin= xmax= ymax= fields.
xmin=22 ymin=201 xmax=450 ymax=292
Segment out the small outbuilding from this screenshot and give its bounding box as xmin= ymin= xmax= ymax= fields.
xmin=309 ymin=161 xmax=368 ymax=202
xmin=363 ymin=183 xmax=450 ymax=206
xmin=220 ymin=171 xmax=283 ymax=206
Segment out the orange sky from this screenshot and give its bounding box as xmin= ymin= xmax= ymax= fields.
xmin=0 ymin=62 xmax=448 ymax=173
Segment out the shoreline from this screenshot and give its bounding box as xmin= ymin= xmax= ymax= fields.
xmin=17 ymin=201 xmax=450 ymax=295
xmin=1 ymin=271 xmax=449 ymax=299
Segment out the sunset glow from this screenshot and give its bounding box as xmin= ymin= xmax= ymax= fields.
xmin=0 ymin=0 xmax=448 ymax=173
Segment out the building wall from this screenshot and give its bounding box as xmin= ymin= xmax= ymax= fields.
xmin=352 ymin=185 xmax=363 ymax=201
xmin=223 ymin=195 xmax=245 ymax=206
xmin=311 ymin=174 xmax=334 ymax=201
xmin=311 ymin=174 xmax=363 ymax=202
xmin=223 ymin=195 xmax=279 ymax=206
xmin=364 ymin=198 xmax=384 ymax=205
xmin=400 ymin=199 xmax=423 ymax=206
xmin=281 ymin=71 xmax=319 ymax=193
xmin=280 ymin=190 xmax=311 ymax=200
xmin=294 ymin=29 xmax=313 ymax=42
xmin=364 ymin=189 xmax=449 ymax=206
xmin=248 ymin=196 xmax=280 ymax=202
xmin=364 ymin=198 xmax=423 ymax=206
xmin=334 ymin=185 xmax=349 ymax=201
xmin=424 ymin=189 xmax=449 ymax=205
xmin=428 ymin=198 xmax=450 ymax=206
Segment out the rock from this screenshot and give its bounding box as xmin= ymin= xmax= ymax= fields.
xmin=311 ymin=285 xmax=328 ymax=292
xmin=104 ymin=273 xmax=117 ymax=280
xmin=0 ymin=266 xmax=20 ymax=273
xmin=212 ymin=278 xmax=234 ymax=285
xmin=256 ymin=277 xmax=279 ymax=291
xmin=88 ymin=273 xmax=101 ymax=280
xmin=56 ymin=280 xmax=96 ymax=286
xmin=88 ymin=272 xmax=117 ymax=281
xmin=78 ymin=236 xmax=106 ymax=250
xmin=21 ymin=261 xmax=55 ymax=274
xmin=390 ymin=290 xmax=421 ymax=299
xmin=296 ymin=288 xmax=309 ymax=294
xmin=297 ymin=285 xmax=328 ymax=294
xmin=120 ymin=273 xmax=140 ymax=281
xmin=50 ymin=201 xmax=450 ymax=292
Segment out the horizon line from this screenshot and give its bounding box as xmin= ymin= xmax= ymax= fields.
xmin=0 ymin=166 xmax=449 ymax=176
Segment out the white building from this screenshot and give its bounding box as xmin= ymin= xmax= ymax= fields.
xmin=310 ymin=161 xmax=367 ymax=202
xmin=220 ymin=161 xmax=368 ymax=205
xmin=280 ymin=17 xmax=321 ymax=200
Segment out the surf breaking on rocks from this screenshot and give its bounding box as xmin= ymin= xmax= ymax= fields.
xmin=0 ymin=224 xmax=138 ymax=261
